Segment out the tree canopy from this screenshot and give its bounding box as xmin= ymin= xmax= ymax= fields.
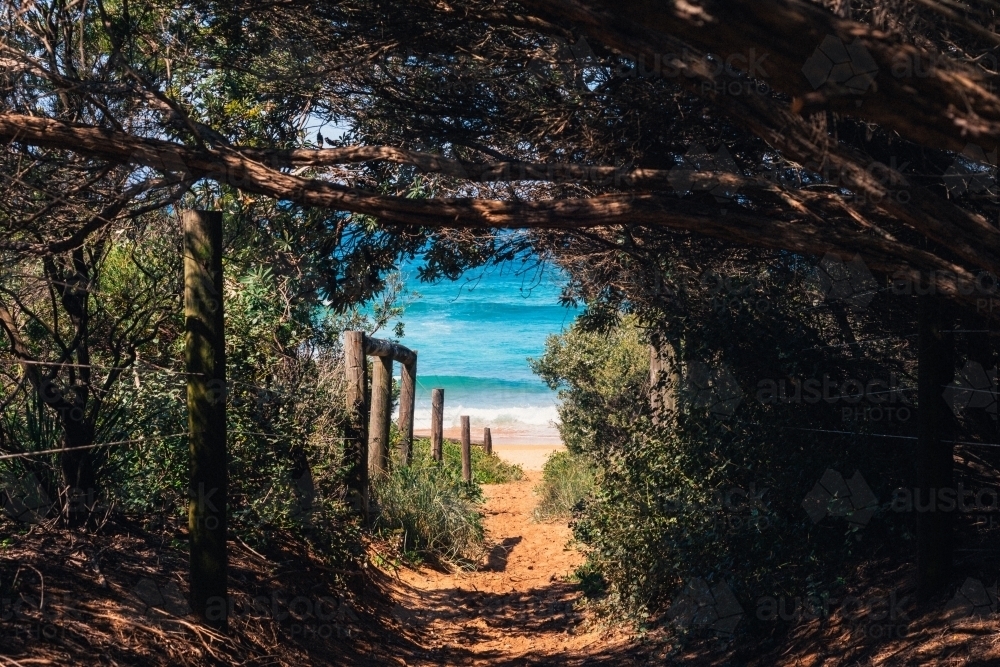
xmin=0 ymin=0 xmax=997 ymax=306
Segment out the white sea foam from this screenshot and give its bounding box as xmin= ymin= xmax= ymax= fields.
xmin=405 ymin=404 xmax=560 ymax=431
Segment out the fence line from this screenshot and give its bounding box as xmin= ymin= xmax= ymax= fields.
xmin=762 ymin=424 xmax=1000 ymax=448
xmin=0 ymin=433 xmax=187 ymax=461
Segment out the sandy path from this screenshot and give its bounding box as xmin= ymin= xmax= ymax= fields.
xmin=489 ymin=444 xmax=566 ymax=470
xmin=385 ymin=470 xmax=636 ymax=666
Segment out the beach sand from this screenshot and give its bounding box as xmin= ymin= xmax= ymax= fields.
xmin=413 ymin=427 xmax=564 ymax=471
xmin=488 ymin=444 xmax=564 ymax=471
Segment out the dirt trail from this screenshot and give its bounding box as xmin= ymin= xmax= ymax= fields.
xmin=385 ymin=470 xmax=639 ymax=666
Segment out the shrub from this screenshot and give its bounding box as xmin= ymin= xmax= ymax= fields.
xmin=372 ymin=461 xmax=486 ymax=567
xmin=531 ymin=311 xmax=917 ymax=630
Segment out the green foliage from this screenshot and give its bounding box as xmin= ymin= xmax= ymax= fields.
xmin=571 ymin=560 xmax=608 ymax=599
xmin=534 ymin=307 xmax=916 ymax=631
xmin=98 ymin=253 xmax=366 ymax=564
xmin=371 ymin=437 xmax=521 ymax=567
xmin=407 ymin=437 xmax=524 ymax=485
xmin=372 ymin=459 xmax=486 ymax=568
xmin=0 ymin=203 xmax=415 ymax=570
xmin=534 ymin=451 xmax=596 ymax=521
xmin=530 ymin=316 xmax=648 ymax=456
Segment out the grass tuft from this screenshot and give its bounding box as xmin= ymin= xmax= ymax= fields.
xmin=372 ymin=438 xmax=524 ymax=568
xmin=534 ymin=450 xmax=595 ymax=521
xmin=409 ymin=437 xmax=524 ymax=484
xmin=372 ymin=462 xmax=486 ymax=567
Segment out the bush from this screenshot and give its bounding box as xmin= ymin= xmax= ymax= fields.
xmin=372 ymin=461 xmax=486 ymax=567
xmin=372 ymin=437 xmax=522 ymax=567
xmin=531 ymin=310 xmax=917 ymax=631
xmin=534 ymin=451 xmax=595 ymax=521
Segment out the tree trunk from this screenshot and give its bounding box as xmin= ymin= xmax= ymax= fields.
xmin=916 ymin=294 xmax=956 ymax=599
xmin=649 ymin=334 xmax=680 ymax=423
xmin=59 ymin=415 xmax=96 ymax=527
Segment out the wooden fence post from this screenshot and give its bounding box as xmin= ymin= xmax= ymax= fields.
xmin=461 ymin=416 xmax=471 ymax=482
xmin=431 ymin=388 xmax=444 ymax=462
xmin=398 ymin=354 xmax=417 ymax=465
xmin=484 ymin=427 xmax=492 ymax=455
xmin=183 ymin=210 xmax=228 ymax=629
xmin=368 ymin=354 xmax=393 ymax=477
xmin=343 ymin=331 xmax=369 ymax=520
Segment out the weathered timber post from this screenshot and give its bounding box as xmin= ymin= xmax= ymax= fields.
xmin=398 ymin=353 xmax=417 ymax=465
xmin=361 ymin=336 xmax=415 ymax=472
xmin=484 ymin=427 xmax=493 ymax=455
xmin=431 ymin=388 xmax=444 ymax=462
xmin=343 ymin=331 xmax=369 ymax=520
xmin=183 ymin=210 xmax=228 ymax=629
xmin=916 ymin=295 xmax=956 ymax=599
xmin=461 ymin=416 xmax=472 ymax=482
xmin=368 ymin=354 xmax=393 ymax=477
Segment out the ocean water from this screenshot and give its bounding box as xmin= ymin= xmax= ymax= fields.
xmin=388 ymin=260 xmax=576 ymax=443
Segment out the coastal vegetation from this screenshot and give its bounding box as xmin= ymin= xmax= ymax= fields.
xmin=372 ymin=461 xmax=487 ymax=567
xmin=3 ymin=0 xmax=1000 ymax=663
xmin=533 ymin=451 xmax=595 ymax=521
xmin=372 ymin=437 xmax=523 ymax=566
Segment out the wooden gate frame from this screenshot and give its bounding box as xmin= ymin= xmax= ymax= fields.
xmin=343 ymin=331 xmax=417 ymax=518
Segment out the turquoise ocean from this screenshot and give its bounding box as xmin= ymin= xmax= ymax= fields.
xmin=389 ymin=261 xmax=576 ymax=444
